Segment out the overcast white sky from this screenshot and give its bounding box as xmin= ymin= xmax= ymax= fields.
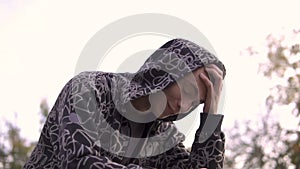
xmin=1 ymin=0 xmax=300 ymax=147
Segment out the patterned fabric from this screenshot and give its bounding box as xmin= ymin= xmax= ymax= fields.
xmin=23 ymin=38 xmax=226 ymax=169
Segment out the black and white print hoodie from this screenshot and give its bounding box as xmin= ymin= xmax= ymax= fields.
xmin=24 ymin=38 xmax=226 ymax=169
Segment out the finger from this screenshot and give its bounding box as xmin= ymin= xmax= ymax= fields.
xmin=206 ymin=64 xmax=223 ymax=75
xmin=200 ymin=73 xmax=213 ymax=113
xmin=205 ymin=64 xmax=223 ymax=78
xmin=205 ymin=68 xmax=223 ymax=91
xmin=219 ymin=81 xmax=223 ymax=92
xmin=200 ymin=72 xmax=213 ymax=89
xmin=205 ymin=67 xmax=223 ymax=81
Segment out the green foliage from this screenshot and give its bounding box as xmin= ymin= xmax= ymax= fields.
xmin=261 ymin=29 xmax=300 ymax=168
xmin=260 ymin=30 xmax=300 ymax=118
xmin=39 ymin=99 xmax=49 ymax=132
xmin=0 ymin=119 xmax=34 ymax=169
xmin=0 ymin=100 xmax=49 ymax=169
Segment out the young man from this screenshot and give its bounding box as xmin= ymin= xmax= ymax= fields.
xmin=24 ymin=38 xmax=226 ymax=169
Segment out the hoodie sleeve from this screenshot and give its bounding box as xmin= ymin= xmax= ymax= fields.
xmin=146 ymin=113 xmax=225 ymax=169
xmin=191 ymin=113 xmax=225 ymax=168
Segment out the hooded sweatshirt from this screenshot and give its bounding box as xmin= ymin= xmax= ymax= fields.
xmin=23 ymin=38 xmax=226 ymax=169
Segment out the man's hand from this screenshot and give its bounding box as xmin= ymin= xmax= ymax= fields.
xmin=200 ymin=64 xmax=224 ymax=114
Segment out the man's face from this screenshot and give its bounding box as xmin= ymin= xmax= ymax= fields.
xmin=150 ymin=67 xmax=208 ymax=119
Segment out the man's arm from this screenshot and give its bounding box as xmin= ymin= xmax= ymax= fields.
xmin=144 ymin=113 xmax=225 ymax=169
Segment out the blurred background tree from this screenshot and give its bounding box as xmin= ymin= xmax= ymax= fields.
xmin=261 ymin=29 xmax=300 ymax=168
xmin=224 ymin=29 xmax=300 ymax=168
xmin=39 ymin=99 xmax=50 ymax=132
xmin=0 ymin=100 xmax=49 ymax=169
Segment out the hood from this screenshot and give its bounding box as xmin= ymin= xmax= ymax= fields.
xmin=112 ymin=38 xmax=226 ymax=122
